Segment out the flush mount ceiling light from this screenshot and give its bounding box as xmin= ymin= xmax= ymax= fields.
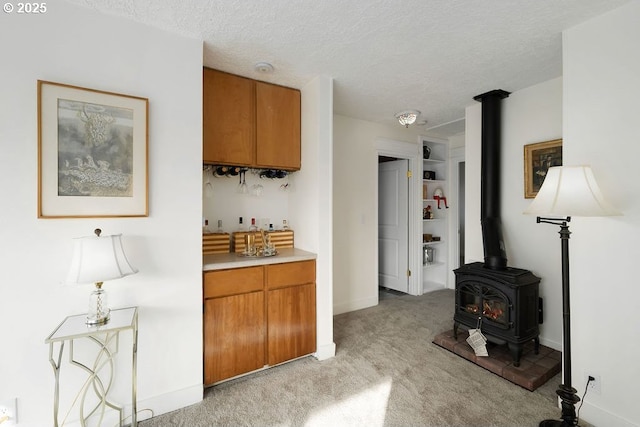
xmin=254 ymin=62 xmax=274 ymax=73
xmin=395 ymin=110 xmax=421 ymax=127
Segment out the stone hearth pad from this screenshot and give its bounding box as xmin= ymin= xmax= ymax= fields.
xmin=433 ymin=329 xmax=561 ymax=391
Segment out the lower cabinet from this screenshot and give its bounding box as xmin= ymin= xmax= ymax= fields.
xmin=203 ymin=260 xmax=316 ymax=385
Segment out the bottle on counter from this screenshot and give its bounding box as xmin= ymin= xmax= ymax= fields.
xmin=238 ymin=216 xmax=244 ymax=231
xmin=282 ymin=219 xmax=289 ymax=230
xmin=216 ymin=219 xmax=224 ymax=233
xmin=249 ymin=217 xmax=258 ymax=232
xmin=203 ymin=219 xmax=211 ymax=234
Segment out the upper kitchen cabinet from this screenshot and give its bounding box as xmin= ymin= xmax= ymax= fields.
xmin=203 ymin=68 xmax=301 ymax=171
xmin=256 ymin=81 xmax=301 ymax=170
xmin=203 ymin=68 xmax=255 ymax=165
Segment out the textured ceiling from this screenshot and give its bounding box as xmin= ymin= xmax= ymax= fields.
xmin=66 ymin=0 xmax=630 ymax=135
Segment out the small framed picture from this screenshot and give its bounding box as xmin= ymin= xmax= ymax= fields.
xmin=523 ymin=138 xmax=562 ymax=199
xmin=38 ymin=80 xmax=149 ymax=218
xmin=423 ymin=170 xmax=436 ymax=180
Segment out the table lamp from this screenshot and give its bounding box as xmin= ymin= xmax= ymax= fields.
xmin=65 ymin=228 xmax=138 ymax=325
xmin=524 ymin=165 xmax=621 ymax=426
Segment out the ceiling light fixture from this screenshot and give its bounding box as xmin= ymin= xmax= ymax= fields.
xmin=254 ymin=62 xmax=274 ymax=73
xmin=395 ymin=110 xmax=421 ymax=127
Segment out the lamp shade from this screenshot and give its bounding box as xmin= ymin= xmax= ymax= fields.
xmin=66 ymin=233 xmax=138 ymax=285
xmin=523 ymin=165 xmax=621 ymax=217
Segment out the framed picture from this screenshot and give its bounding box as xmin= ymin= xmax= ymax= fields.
xmin=523 ymin=138 xmax=562 ymax=199
xmin=423 ymin=170 xmax=437 ymax=180
xmin=38 ymin=81 xmax=149 ymax=218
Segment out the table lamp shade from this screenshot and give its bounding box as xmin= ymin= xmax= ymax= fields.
xmin=523 ymin=165 xmax=621 ymax=217
xmin=66 ymin=233 xmax=138 ymax=285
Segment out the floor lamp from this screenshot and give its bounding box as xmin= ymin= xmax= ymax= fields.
xmin=524 ymin=166 xmax=621 ymax=426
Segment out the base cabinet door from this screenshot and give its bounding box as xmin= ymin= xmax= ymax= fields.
xmin=203 ymin=291 xmax=265 ymax=384
xmin=267 ymin=283 xmax=316 ymax=366
xmin=203 ymin=260 xmax=316 ymax=385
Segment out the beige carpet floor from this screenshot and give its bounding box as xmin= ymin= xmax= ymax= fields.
xmin=140 ymin=289 xmax=570 ymax=427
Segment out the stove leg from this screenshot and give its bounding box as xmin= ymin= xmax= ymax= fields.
xmin=534 ymin=337 xmax=540 ymax=355
xmin=508 ymin=342 xmax=523 ymax=367
xmin=453 ymin=322 xmax=459 ymax=339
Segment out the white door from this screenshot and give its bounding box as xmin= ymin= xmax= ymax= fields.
xmin=378 ymin=159 xmax=409 ymax=293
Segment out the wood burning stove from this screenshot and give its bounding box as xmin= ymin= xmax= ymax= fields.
xmin=454 ymin=262 xmax=541 ymax=366
xmin=452 ymin=89 xmax=542 ymax=366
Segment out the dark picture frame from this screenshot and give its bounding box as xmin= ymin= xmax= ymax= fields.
xmin=38 ymin=80 xmax=149 ymax=218
xmin=523 ymin=138 xmax=563 ymax=199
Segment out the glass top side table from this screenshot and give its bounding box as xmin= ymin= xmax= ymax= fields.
xmin=45 ymin=307 xmax=138 ymax=427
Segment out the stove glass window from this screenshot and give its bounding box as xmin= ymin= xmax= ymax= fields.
xmin=459 ymin=283 xmax=509 ymax=326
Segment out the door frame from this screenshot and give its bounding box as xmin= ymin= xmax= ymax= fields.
xmin=449 ymin=146 xmax=465 ymax=286
xmin=375 ymin=137 xmax=422 ymax=296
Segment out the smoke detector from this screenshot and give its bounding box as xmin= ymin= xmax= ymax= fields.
xmin=254 ymin=62 xmax=274 ymax=73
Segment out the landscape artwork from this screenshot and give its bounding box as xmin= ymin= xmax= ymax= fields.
xmin=38 ymin=80 xmax=148 ymax=218
xmin=57 ymin=99 xmax=134 ymax=197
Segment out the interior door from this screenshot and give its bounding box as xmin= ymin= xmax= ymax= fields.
xmin=378 ymin=159 xmax=409 ymax=293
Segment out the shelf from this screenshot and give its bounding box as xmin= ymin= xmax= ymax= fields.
xmin=421 ymin=137 xmax=449 ymax=293
xmin=422 ymin=261 xmax=445 ymax=269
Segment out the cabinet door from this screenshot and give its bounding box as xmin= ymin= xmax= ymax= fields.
xmin=267 ymin=283 xmax=316 ymax=365
xmin=203 ymin=291 xmax=265 ymax=384
xmin=203 ymin=68 xmax=255 ymax=165
xmin=255 ymin=81 xmax=301 ymax=170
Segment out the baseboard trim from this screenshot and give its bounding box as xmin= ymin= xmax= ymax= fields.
xmin=333 ymin=295 xmax=378 ymax=315
xmin=315 ymin=341 xmax=336 ymax=361
xmin=581 ymin=401 xmax=639 ymax=427
xmin=136 ymin=384 xmax=203 ymax=422
xmin=539 ymin=336 xmax=561 ymax=351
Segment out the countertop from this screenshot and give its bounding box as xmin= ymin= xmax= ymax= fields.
xmin=203 ymin=248 xmax=317 ymax=271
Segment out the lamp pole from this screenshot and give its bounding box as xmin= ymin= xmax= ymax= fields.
xmin=538 ymin=216 xmax=581 ymax=427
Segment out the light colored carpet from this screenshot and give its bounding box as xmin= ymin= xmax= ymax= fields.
xmin=140 ymin=289 xmax=568 ymax=426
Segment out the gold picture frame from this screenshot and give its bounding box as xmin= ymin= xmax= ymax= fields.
xmin=38 ymin=80 xmax=149 ymax=218
xmin=523 ymin=138 xmax=563 ymax=199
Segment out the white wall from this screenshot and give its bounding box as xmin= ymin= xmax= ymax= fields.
xmin=465 ymin=78 xmax=564 ymax=349
xmin=332 ymin=115 xmax=422 ymax=314
xmin=563 ymin=2 xmax=640 ymax=425
xmin=0 ymin=2 xmax=203 ymax=425
xmin=293 ymin=76 xmax=336 ymax=359
xmin=464 ymin=104 xmax=483 ymax=265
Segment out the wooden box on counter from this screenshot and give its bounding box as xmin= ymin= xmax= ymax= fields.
xmin=232 ymin=230 xmax=294 ymax=253
xmin=203 ymin=233 xmax=231 ymax=255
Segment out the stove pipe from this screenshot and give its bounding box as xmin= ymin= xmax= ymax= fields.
xmin=473 ymin=89 xmax=510 ymax=270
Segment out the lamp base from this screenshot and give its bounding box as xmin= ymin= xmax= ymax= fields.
xmin=539 ymin=420 xmax=578 ymax=427
xmin=86 ymin=310 xmax=111 ymax=325
xmin=86 ymin=282 xmax=110 ymax=325
xmin=539 ymin=383 xmax=581 ymax=427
